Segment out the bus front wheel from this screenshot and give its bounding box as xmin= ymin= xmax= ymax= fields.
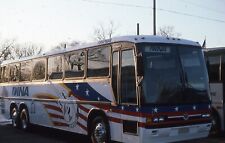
xmin=19 ymin=108 xmax=30 ymax=131
xmin=90 ymin=116 xmax=110 ymax=143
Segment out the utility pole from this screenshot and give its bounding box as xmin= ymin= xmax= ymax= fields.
xmin=153 ymin=0 xmax=156 ymax=35
xmin=137 ymin=23 xmax=140 ymax=35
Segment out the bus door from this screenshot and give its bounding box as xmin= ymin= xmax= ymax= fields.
xmin=111 ymin=43 xmax=140 ymax=142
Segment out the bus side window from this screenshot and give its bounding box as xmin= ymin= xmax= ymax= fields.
xmin=9 ymin=64 xmax=20 ymax=82
xmin=121 ymin=49 xmax=137 ymax=104
xmin=64 ymin=50 xmax=85 ymax=78
xmin=48 ymin=56 xmax=63 ymax=80
xmin=87 ymin=46 xmax=110 ymax=77
xmin=20 ymin=61 xmax=32 ymax=81
xmin=0 ymin=67 xmax=2 ymax=83
xmin=2 ymin=66 xmax=10 ymax=82
xmin=32 ymin=58 xmax=46 ymax=80
xmin=207 ymin=56 xmax=221 ymax=82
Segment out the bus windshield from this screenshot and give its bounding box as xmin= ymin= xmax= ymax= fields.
xmin=137 ymin=43 xmax=210 ymax=104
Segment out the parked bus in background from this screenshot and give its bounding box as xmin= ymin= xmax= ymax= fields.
xmin=204 ymin=47 xmax=225 ymax=135
xmin=0 ymin=35 xmax=211 ymax=143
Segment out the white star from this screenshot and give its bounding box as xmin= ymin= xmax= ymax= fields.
xmin=208 ymin=104 xmax=211 ymax=109
xmin=97 ymin=97 xmax=100 ymax=101
xmin=121 ymin=106 xmax=124 ymax=110
xmin=193 ymin=105 xmax=196 ymax=110
xmin=153 ymin=107 xmax=158 ymax=113
xmin=136 ymin=107 xmax=139 ymax=112
xmin=76 ymin=84 xmax=79 ymax=90
xmin=85 ymin=89 xmax=89 ymax=96
xmin=175 ymin=107 xmax=179 ymax=112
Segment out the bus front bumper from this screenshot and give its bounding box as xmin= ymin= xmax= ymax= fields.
xmin=141 ymin=123 xmax=211 ymax=143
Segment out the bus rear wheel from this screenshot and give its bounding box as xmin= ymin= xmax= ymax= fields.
xmin=90 ymin=116 xmax=110 ymax=143
xmin=19 ymin=108 xmax=30 ymax=131
xmin=11 ymin=107 xmax=19 ymax=128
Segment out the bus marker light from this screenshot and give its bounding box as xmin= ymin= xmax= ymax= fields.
xmin=146 ymin=117 xmax=152 ymax=124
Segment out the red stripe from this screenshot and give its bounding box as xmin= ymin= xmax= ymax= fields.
xmin=36 ymin=95 xmax=56 ymax=99
xmin=138 ymin=122 xmax=146 ymax=128
xmin=79 ymin=105 xmax=89 ymax=113
xmin=150 ymin=110 xmax=210 ymax=117
xmin=77 ymin=122 xmax=87 ymax=131
xmin=109 ymin=116 xmax=122 ymax=123
xmin=78 ymin=113 xmax=87 ymax=121
xmin=53 ymin=121 xmax=68 ymax=127
xmin=49 ymin=113 xmax=64 ymax=119
xmin=44 ymin=104 xmax=62 ymax=113
xmin=150 ymin=118 xmax=210 ymax=126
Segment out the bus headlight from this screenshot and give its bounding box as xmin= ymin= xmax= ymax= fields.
xmin=202 ymin=114 xmax=210 ymax=118
xmin=159 ymin=117 xmax=165 ymax=122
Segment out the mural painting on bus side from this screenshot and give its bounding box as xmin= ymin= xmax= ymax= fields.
xmin=35 ymin=85 xmax=78 ymax=128
xmin=57 ymin=91 xmax=78 ymax=128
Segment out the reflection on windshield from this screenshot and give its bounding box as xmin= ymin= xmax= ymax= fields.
xmin=137 ymin=43 xmax=210 ymax=104
xmin=179 ymin=48 xmax=209 ymax=103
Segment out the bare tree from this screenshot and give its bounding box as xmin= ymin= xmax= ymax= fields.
xmin=13 ymin=43 xmax=43 ymax=59
xmin=54 ymin=40 xmax=83 ymax=50
xmin=157 ymin=25 xmax=181 ymax=38
xmin=0 ymin=39 xmax=15 ymax=62
xmin=93 ymin=21 xmax=117 ymax=41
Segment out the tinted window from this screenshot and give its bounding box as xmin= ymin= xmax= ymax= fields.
xmin=48 ymin=56 xmax=63 ymax=79
xmin=112 ymin=52 xmax=119 ymax=102
xmin=121 ymin=50 xmax=137 ymax=104
xmin=140 ymin=45 xmax=183 ymax=104
xmin=180 ymin=48 xmax=209 ymax=103
xmin=64 ymin=50 xmax=85 ymax=78
xmin=33 ymin=59 xmax=46 ymax=80
xmin=88 ymin=46 xmax=110 ymax=77
xmin=21 ymin=61 xmax=32 ymax=81
xmin=137 ymin=43 xmax=210 ymax=104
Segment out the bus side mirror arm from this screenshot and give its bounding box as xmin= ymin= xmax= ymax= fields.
xmin=137 ymin=76 xmax=143 ymax=86
xmin=136 ymin=53 xmax=144 ymax=76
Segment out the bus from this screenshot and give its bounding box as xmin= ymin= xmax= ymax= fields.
xmin=204 ymin=47 xmax=225 ymax=134
xmin=0 ymin=35 xmax=211 ymax=143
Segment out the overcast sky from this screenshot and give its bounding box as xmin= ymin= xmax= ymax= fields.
xmin=0 ymin=0 xmax=224 ymax=50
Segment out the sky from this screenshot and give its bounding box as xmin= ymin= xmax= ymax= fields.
xmin=0 ymin=0 xmax=224 ymax=50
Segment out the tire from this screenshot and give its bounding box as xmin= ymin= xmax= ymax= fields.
xmin=10 ymin=107 xmax=19 ymax=128
xmin=90 ymin=116 xmax=110 ymax=143
xmin=210 ymin=112 xmax=221 ymax=136
xmin=19 ymin=108 xmax=30 ymax=131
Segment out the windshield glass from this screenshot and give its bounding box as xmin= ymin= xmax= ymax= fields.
xmin=137 ymin=43 xmax=210 ymax=104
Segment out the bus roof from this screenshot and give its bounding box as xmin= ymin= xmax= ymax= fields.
xmin=204 ymin=47 xmax=225 ymax=55
xmin=1 ymin=35 xmax=200 ymax=66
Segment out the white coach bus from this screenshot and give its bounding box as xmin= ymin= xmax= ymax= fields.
xmin=0 ymin=35 xmax=211 ymax=143
xmin=204 ymin=47 xmax=225 ymax=135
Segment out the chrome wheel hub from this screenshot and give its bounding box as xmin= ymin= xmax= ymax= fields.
xmin=12 ymin=111 xmax=17 ymax=127
xmin=94 ymin=122 xmax=106 ymax=143
xmin=21 ymin=113 xmax=27 ymax=129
